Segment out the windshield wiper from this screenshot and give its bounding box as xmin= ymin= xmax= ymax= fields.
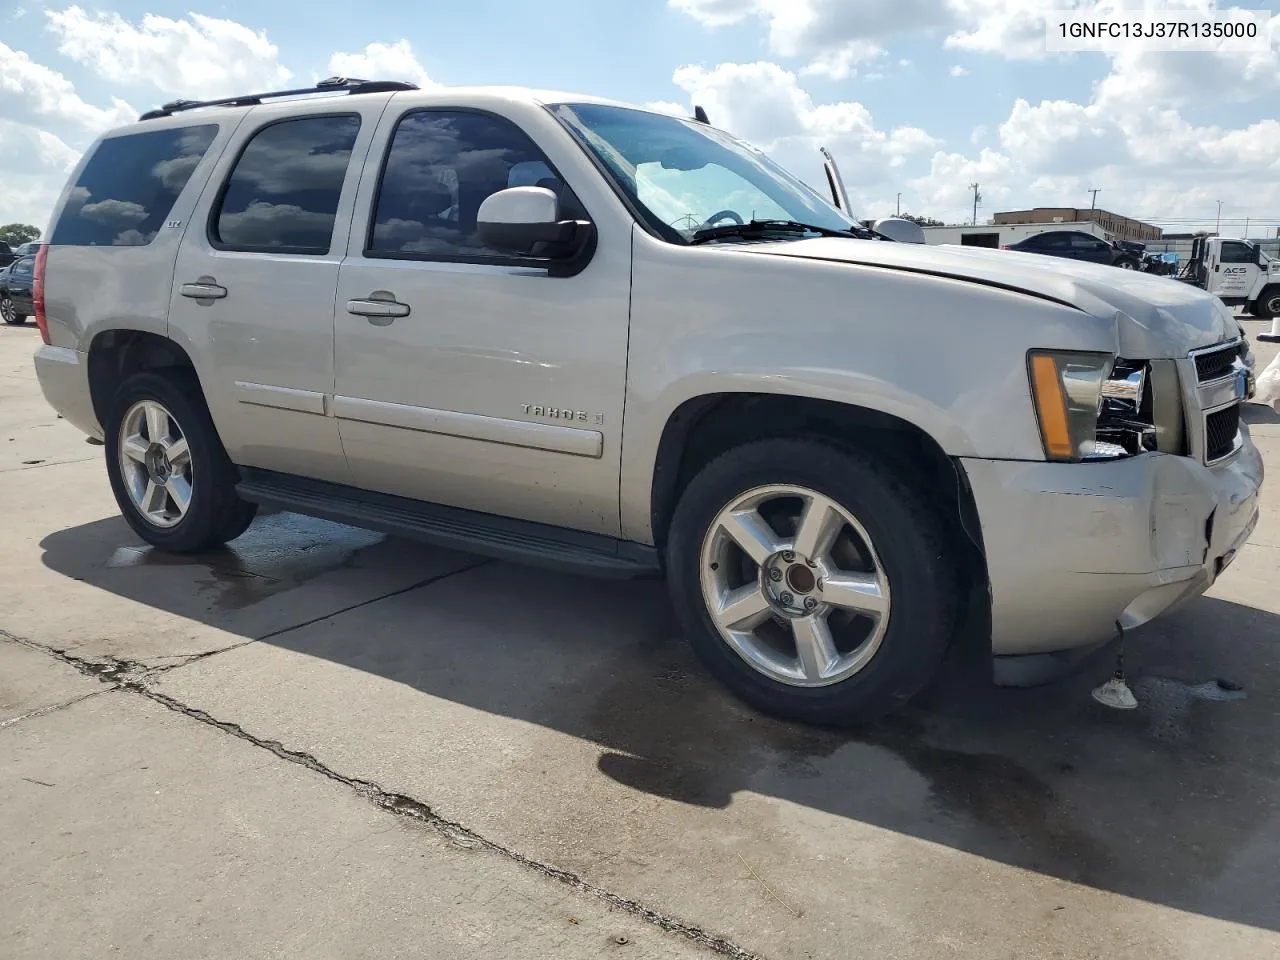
xmin=689 ymin=219 xmax=882 ymax=245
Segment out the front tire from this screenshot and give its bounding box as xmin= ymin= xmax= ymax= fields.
xmin=1258 ymin=286 xmax=1280 ymax=320
xmin=105 ymin=370 xmax=257 ymax=553
xmin=665 ymin=438 xmax=960 ymax=726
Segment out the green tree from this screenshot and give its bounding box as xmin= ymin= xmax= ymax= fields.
xmin=898 ymin=213 xmax=944 ymax=227
xmin=0 ymin=224 xmax=41 ymax=246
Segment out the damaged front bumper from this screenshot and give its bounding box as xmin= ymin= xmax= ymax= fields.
xmin=960 ymin=424 xmax=1263 ymax=681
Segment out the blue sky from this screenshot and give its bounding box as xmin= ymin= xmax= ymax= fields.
xmin=2 ymin=1 xmax=1278 ymax=235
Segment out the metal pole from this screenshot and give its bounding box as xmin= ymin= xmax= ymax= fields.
xmin=1216 ymin=201 xmax=1223 ymax=234
xmin=897 ymin=193 xmax=902 ymax=216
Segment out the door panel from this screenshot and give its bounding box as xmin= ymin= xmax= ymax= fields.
xmin=333 ymin=108 xmax=631 ymax=536
xmin=167 ymin=99 xmax=391 ymax=483
xmin=1216 ymin=241 xmax=1259 ymax=299
xmin=1070 ymin=233 xmax=1111 ymax=263
xmin=6 ymin=257 xmax=34 ymax=312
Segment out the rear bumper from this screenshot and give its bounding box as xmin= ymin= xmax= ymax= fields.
xmin=961 ymin=428 xmax=1263 ymax=658
xmin=33 ymin=344 xmax=101 ymax=440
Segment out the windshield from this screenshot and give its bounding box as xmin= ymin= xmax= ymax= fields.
xmin=549 ymin=102 xmax=860 ymax=244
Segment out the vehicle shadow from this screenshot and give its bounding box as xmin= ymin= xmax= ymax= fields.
xmin=40 ymin=515 xmax=1280 ymax=934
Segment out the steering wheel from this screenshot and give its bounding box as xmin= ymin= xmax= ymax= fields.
xmin=699 ymin=210 xmax=744 ymax=230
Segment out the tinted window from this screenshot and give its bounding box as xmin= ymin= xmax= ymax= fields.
xmin=1028 ymin=233 xmax=1067 ymax=249
xmin=11 ymin=256 xmax=34 ymax=279
xmin=51 ymin=125 xmax=218 ymax=247
xmin=1220 ymin=241 xmax=1254 ymax=264
xmin=213 ymin=115 xmax=361 ymax=254
xmin=1071 ymin=234 xmax=1108 ymax=251
xmin=369 ymin=110 xmax=583 ymax=260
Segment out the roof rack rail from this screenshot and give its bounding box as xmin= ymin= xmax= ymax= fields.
xmin=137 ymin=76 xmax=419 ymax=121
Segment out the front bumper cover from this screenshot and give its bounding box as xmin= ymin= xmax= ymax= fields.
xmin=961 ymin=425 xmax=1263 ymax=659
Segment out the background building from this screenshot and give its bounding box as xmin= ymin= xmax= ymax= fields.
xmin=992 ymin=208 xmax=1162 ymax=243
xmin=920 ymin=221 xmax=1109 ymax=248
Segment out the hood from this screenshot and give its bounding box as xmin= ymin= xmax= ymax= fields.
xmin=737 ymin=237 xmax=1238 ymax=359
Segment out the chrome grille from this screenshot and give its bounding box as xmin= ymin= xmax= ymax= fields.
xmin=1187 ymin=339 xmax=1247 ymax=465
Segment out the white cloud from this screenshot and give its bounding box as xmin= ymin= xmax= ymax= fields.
xmin=908 ymin=148 xmax=1016 ymax=222
xmin=0 ymin=40 xmax=134 ymax=131
xmin=800 ymin=40 xmax=884 ymax=80
xmin=327 ymin=40 xmax=437 ymax=90
xmin=667 ymin=61 xmax=939 ymax=215
xmin=998 ymin=98 xmax=1128 ymax=172
xmin=644 ymin=100 xmax=691 ymax=117
xmin=909 ymin=89 xmax=1280 ymax=226
xmin=671 ymin=0 xmax=945 ymax=75
xmin=950 ymin=65 xmax=968 ymax=76
xmin=942 ymin=0 xmax=1059 ymax=59
xmin=45 ymin=6 xmax=292 ymax=99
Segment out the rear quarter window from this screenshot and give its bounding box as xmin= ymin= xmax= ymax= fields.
xmin=50 ymin=124 xmax=218 ymax=247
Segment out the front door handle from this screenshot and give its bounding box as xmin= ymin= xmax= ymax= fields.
xmin=180 ymin=278 xmax=228 ymax=300
xmin=347 ymin=293 xmax=410 ymax=325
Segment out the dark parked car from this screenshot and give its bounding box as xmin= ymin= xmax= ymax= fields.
xmin=0 ymin=241 xmax=14 ymax=269
xmin=12 ymin=241 xmax=40 ymax=257
xmin=0 ymin=254 xmax=35 ymax=324
xmin=1002 ymin=230 xmax=1142 ymax=270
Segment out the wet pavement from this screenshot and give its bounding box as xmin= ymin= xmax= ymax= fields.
xmin=2 ymin=318 xmax=1280 ymax=959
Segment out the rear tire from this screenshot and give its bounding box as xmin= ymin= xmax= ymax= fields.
xmin=665 ymin=437 xmax=961 ymax=727
xmin=1 ymin=295 xmax=24 ymax=324
xmin=104 ymin=370 xmax=257 ymax=553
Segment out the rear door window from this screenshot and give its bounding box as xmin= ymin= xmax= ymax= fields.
xmin=1031 ymin=233 xmax=1067 ymax=249
xmin=212 ymin=115 xmax=361 ymax=255
xmin=1070 ymin=234 xmax=1108 ymax=252
xmin=50 ymin=124 xmax=218 ymax=247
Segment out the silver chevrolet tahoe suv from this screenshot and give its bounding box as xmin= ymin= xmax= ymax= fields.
xmin=32 ymin=77 xmax=1264 ymax=725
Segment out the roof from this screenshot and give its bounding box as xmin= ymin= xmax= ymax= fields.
xmin=134 ymin=76 xmax=651 ymax=125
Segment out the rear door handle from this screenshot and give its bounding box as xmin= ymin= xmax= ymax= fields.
xmin=347 ymin=294 xmax=410 ymax=325
xmin=180 ymin=279 xmax=228 ymax=300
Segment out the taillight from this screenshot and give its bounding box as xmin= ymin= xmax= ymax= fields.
xmin=33 ymin=243 xmax=49 ymax=344
xmin=1000 ymin=244 xmax=1012 ymax=250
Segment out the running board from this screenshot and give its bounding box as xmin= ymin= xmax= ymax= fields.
xmin=235 ymin=470 xmax=660 ymax=579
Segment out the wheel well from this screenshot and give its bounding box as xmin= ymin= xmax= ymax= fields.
xmin=650 ymin=392 xmax=988 ymax=574
xmin=88 ymin=330 xmax=200 ymax=426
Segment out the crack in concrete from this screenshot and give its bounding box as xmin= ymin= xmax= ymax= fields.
xmin=250 ymin=558 xmax=495 ymax=644
xmin=0 ymin=690 xmax=110 ymax=730
xmin=135 ymin=559 xmax=495 ymax=670
xmin=0 ymin=627 xmax=762 ymax=960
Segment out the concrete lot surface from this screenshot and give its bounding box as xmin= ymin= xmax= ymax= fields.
xmin=3 ymin=317 xmax=1279 ymax=959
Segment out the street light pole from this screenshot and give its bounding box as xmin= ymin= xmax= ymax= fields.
xmin=1216 ymin=200 xmax=1223 ymax=234
xmin=896 ymin=193 xmax=902 ymax=216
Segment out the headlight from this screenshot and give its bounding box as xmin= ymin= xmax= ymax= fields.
xmin=1028 ymin=351 xmax=1156 ymax=462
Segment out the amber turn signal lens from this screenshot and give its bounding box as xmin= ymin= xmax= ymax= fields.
xmin=1029 ymin=353 xmax=1075 ymax=460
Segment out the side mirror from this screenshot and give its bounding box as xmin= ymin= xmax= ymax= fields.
xmin=477 ymin=186 xmax=580 ymax=255
xmin=870 ymin=217 xmax=925 ymax=244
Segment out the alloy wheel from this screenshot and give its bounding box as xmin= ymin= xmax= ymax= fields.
xmin=699 ymin=484 xmax=891 ymax=687
xmin=118 ymin=399 xmax=194 ymax=528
